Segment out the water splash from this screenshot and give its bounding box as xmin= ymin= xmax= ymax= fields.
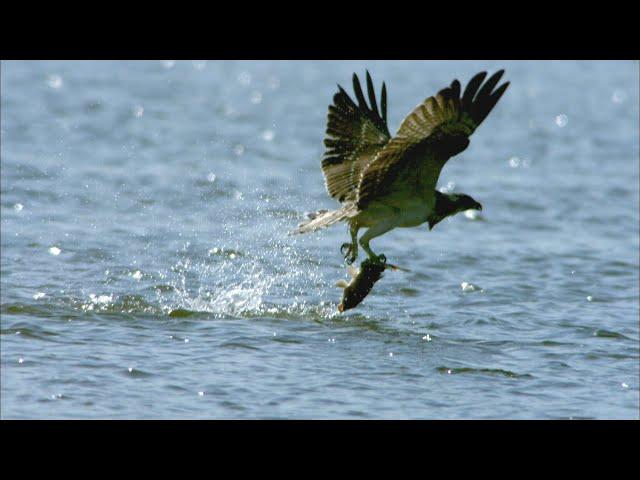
xmin=40 ymin=189 xmax=341 ymax=320
xmin=156 ymin=243 xmax=338 ymax=319
xmin=149 ymin=209 xmax=339 ymax=319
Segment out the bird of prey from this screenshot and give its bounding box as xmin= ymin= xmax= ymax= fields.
xmin=293 ymin=69 xmax=510 ymax=265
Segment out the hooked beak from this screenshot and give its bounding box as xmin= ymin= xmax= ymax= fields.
xmin=474 ymin=202 xmax=483 ymax=211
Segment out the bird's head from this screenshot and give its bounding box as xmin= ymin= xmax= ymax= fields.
xmin=429 ymin=192 xmax=482 ymax=230
xmin=454 ymin=193 xmax=482 ymax=213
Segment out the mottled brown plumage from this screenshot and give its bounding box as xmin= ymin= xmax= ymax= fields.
xmin=293 ymin=69 xmax=509 ymax=264
xmin=322 ymin=72 xmax=391 ymax=203
xmin=354 ymin=70 xmax=507 ymax=209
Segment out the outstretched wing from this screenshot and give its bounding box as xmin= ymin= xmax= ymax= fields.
xmin=322 ymin=71 xmax=391 ymax=203
xmin=357 ymin=70 xmax=509 ymax=209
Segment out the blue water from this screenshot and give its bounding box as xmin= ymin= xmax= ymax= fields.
xmin=1 ymin=60 xmax=638 ymax=419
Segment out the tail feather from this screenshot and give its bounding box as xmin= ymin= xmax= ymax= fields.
xmin=290 ymin=203 xmax=358 ymax=235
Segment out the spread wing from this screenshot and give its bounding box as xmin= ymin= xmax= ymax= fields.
xmin=321 ymin=71 xmax=391 ymax=203
xmin=357 ymin=70 xmax=510 ymax=209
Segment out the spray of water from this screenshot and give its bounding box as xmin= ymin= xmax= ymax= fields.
xmin=59 ymin=188 xmax=342 ymax=320
xmin=152 ymin=195 xmax=340 ymax=319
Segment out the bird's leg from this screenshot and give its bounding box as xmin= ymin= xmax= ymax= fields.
xmin=340 ymin=223 xmax=359 ymax=264
xmin=359 ymin=222 xmax=394 ymax=264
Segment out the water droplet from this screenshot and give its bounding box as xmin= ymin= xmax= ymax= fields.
xmin=207 ymin=172 xmax=216 ymax=183
xmin=555 ymin=114 xmax=568 ymax=128
xmin=250 ymin=91 xmax=263 ymax=104
xmin=234 ymin=191 xmax=244 ymax=201
xmin=238 ymin=72 xmax=252 ymax=86
xmin=14 ymin=203 xmax=23 ymax=212
xmin=268 ymin=76 xmax=280 ymax=89
xmin=261 ymin=129 xmax=275 ymax=141
xmin=33 ymin=292 xmax=46 ymax=300
xmin=439 ymin=181 xmax=456 ymax=193
xmin=128 ymin=367 xmax=133 ymax=373
xmin=612 ymin=90 xmax=627 ymax=104
xmin=586 ymin=296 xmax=593 ymax=302
xmin=233 ymin=144 xmax=245 ymax=156
xmin=133 ymin=105 xmax=144 ymax=117
xmin=422 ymin=335 xmax=432 ymax=342
xmin=132 ymin=270 xmax=142 ymax=280
xmin=198 ymin=391 xmax=205 ymax=396
xmin=48 ymin=246 xmax=61 ymax=256
xmin=47 ymin=74 xmax=63 ymax=89
xmin=509 ymin=156 xmax=521 ymax=168
xmin=389 ymin=352 xmax=394 ymax=357
xmin=184 ymin=338 xmax=189 ymax=343
xmin=18 ymin=358 xmax=24 ymax=364
xmin=621 ymin=383 xmax=629 ymax=389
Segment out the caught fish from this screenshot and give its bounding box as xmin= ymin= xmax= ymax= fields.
xmin=336 ymin=257 xmax=409 ymax=312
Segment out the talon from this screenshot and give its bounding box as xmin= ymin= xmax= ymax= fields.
xmin=341 ymin=242 xmax=357 ymax=264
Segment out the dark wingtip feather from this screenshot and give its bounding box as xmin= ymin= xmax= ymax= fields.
xmin=491 ymin=81 xmax=510 ymax=103
xmin=381 ymin=82 xmax=387 ymax=123
xmin=352 ymin=73 xmax=368 ymax=110
xmin=474 ymin=81 xmax=510 ymax=125
xmin=462 ymin=71 xmax=487 ymax=108
xmin=335 ymin=84 xmax=355 ymax=108
xmin=476 ymin=70 xmax=505 ymax=102
xmin=437 ymin=85 xmax=450 ymax=98
xmin=366 ymin=71 xmax=379 ymax=117
xmin=491 ymin=70 xmax=505 ymax=86
xmin=451 ymin=79 xmax=461 ymax=98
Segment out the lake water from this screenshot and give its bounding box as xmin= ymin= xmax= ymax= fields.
xmin=1 ymin=60 xmax=638 ymax=419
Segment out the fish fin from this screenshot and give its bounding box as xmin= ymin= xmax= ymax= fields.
xmin=335 ymin=279 xmax=349 ymax=288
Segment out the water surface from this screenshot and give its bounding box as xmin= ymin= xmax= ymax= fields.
xmin=1 ymin=60 xmax=638 ymax=418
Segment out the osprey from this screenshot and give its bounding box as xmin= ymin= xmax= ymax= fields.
xmin=293 ymin=70 xmax=509 ymax=264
